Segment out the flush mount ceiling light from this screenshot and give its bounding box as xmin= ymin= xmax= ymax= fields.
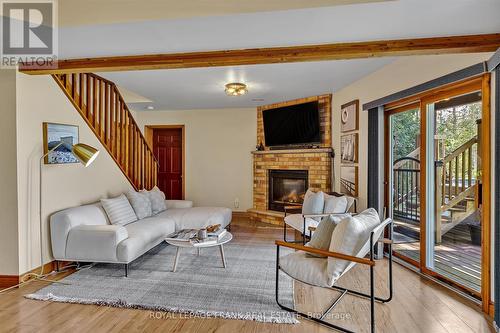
xmin=225 ymin=82 xmax=248 ymax=96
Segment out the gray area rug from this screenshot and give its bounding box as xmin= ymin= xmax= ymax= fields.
xmin=26 ymin=241 xmax=297 ymax=324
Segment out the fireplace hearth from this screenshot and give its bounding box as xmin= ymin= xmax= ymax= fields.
xmin=268 ymin=170 xmax=308 ymax=212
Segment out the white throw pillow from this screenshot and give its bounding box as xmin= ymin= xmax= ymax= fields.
xmin=302 ymin=189 xmax=325 ymax=221
xmin=125 ymin=190 xmax=152 ymax=220
xmin=146 ymin=186 xmax=167 ymax=215
xmin=327 ymin=208 xmax=380 ymax=285
xmin=323 ymin=194 xmax=348 ymax=214
xmin=306 ymin=213 xmax=350 ymax=257
xmin=100 ymin=194 xmax=138 ymax=226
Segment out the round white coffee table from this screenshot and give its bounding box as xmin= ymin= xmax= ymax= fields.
xmin=165 ymin=232 xmax=233 ymax=272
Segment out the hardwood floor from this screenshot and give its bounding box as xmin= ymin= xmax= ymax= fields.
xmin=0 ymin=216 xmax=494 ymax=332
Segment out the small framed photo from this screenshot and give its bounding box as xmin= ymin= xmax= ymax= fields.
xmin=340 ymin=166 xmax=358 ymax=197
xmin=340 ymin=133 xmax=358 ymax=164
xmin=43 ymin=122 xmax=79 ymax=164
xmin=341 ymin=100 xmax=359 ymax=132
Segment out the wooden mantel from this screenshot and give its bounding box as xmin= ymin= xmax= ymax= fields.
xmin=251 ymin=148 xmax=333 ymax=155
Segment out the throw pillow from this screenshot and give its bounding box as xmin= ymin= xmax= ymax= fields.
xmin=125 ymin=190 xmax=152 ymax=219
xmin=147 ymin=186 xmax=167 ymax=215
xmin=100 ymin=194 xmax=138 ymax=226
xmin=326 ymin=208 xmax=380 ymax=285
xmin=306 ymin=213 xmax=350 ymax=257
xmin=302 ymin=189 xmax=325 ymax=221
xmin=323 ymin=193 xmax=348 ymax=214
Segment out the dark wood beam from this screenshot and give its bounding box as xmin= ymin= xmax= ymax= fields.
xmin=19 ymin=33 xmax=500 ymax=75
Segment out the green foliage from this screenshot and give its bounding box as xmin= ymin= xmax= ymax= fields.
xmin=391 ymin=109 xmax=420 ymax=160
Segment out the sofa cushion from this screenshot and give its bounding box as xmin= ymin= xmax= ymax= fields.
xmin=117 ymin=215 xmax=176 ymax=262
xmin=157 ymin=207 xmax=232 ymax=230
xmin=146 ymin=186 xmax=167 ymax=214
xmin=101 ymin=194 xmax=138 ymax=226
xmin=302 ymin=189 xmax=324 ymax=221
xmin=66 ymin=225 xmax=128 ymax=262
xmin=126 ymin=190 xmax=152 ymax=219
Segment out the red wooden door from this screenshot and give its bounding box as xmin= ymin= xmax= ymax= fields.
xmin=152 ymin=128 xmax=183 ymax=199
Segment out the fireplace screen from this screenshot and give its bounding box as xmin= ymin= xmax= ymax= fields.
xmin=268 ymin=170 xmax=308 ymax=212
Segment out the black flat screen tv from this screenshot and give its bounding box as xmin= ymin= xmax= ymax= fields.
xmin=262 ymin=101 xmax=320 ymax=147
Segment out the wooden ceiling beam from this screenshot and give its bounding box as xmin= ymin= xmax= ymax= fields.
xmin=19 ymin=33 xmax=500 ymax=75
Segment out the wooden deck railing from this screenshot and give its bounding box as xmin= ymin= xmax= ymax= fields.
xmin=52 ymin=73 xmax=158 ymax=191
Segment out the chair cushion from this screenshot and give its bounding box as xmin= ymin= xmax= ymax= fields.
xmin=100 ymin=194 xmax=138 ymax=226
xmin=126 ymin=190 xmax=152 ymax=219
xmin=327 ymin=208 xmax=380 ymax=285
xmin=145 ymin=186 xmax=167 ymax=214
xmin=323 ymin=194 xmax=348 ymax=214
xmin=280 ymin=251 xmax=330 ymax=287
xmin=117 ymin=215 xmax=176 ymax=262
xmin=306 ymin=214 xmax=350 ymax=257
xmin=284 ymin=214 xmax=319 ymax=234
xmin=302 ymin=189 xmax=324 ymax=221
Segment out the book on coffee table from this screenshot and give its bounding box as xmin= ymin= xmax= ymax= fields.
xmin=191 ymin=236 xmax=218 ymax=247
xmin=207 ymin=228 xmax=227 ymax=240
xmin=165 ymin=229 xmax=198 ymax=242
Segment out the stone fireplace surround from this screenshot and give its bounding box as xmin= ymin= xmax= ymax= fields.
xmin=248 ymin=94 xmax=333 ymax=225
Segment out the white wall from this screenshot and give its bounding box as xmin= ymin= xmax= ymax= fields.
xmin=134 ymin=108 xmax=255 ymax=211
xmin=332 ymin=53 xmax=493 ymax=210
xmin=0 ymin=70 xmax=19 ymax=276
xmin=15 ymin=73 xmax=133 ymax=274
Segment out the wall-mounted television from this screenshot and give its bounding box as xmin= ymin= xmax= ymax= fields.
xmin=262 ymin=101 xmax=320 ymax=148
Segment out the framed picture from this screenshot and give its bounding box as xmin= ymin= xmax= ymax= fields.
xmin=340 ymin=133 xmax=358 ymax=164
xmin=341 ymin=100 xmax=359 ymax=132
xmin=43 ymin=122 xmax=79 ymax=164
xmin=340 ymin=165 xmax=358 ymax=197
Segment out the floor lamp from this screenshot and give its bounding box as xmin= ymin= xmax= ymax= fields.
xmin=32 ymin=141 xmax=99 ymax=282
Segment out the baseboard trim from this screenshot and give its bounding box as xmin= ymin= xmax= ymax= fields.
xmin=0 ymin=275 xmax=20 ymax=288
xmin=1 ymin=260 xmax=73 ymax=289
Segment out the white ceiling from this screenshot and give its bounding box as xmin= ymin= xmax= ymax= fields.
xmin=59 ymin=0 xmax=500 ymax=110
xmin=58 ymin=0 xmax=387 ymax=27
xmin=100 ymin=58 xmax=394 ymax=110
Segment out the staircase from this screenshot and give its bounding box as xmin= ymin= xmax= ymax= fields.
xmin=52 ymin=73 xmax=158 ymax=191
xmin=393 ymin=129 xmax=480 ymax=243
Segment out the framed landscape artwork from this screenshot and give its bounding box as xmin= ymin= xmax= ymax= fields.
xmin=43 ymin=122 xmax=79 ymax=164
xmin=340 ymin=133 xmax=358 ymax=163
xmin=341 ymin=100 xmax=359 ymax=132
xmin=340 ymin=165 xmax=358 ymax=197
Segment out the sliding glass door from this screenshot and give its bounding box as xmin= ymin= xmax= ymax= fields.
xmin=385 ymin=75 xmax=490 ymax=304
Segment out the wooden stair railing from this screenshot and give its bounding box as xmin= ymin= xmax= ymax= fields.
xmin=52 ymin=73 xmax=158 ymax=191
xmin=435 ymin=134 xmax=478 ymax=242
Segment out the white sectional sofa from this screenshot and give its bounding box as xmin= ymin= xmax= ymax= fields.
xmin=50 ymin=199 xmax=231 ymax=276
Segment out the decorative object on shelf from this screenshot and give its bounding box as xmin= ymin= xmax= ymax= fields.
xmin=341 ymin=99 xmax=359 ymax=132
xmin=225 ymin=82 xmax=248 ymax=96
xmin=340 ymin=165 xmax=358 ymax=197
xmin=256 ymin=141 xmax=265 ymax=151
xmin=43 ymin=122 xmax=79 ymax=164
xmin=340 ymin=133 xmax=358 ymax=163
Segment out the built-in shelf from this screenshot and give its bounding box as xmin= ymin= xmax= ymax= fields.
xmin=251 ymin=147 xmax=333 ymax=155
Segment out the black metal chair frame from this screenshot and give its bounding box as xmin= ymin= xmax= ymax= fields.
xmin=276 ymin=220 xmax=393 ymax=333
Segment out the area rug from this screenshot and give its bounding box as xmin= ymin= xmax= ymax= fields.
xmin=25 ymin=241 xmax=297 ymax=324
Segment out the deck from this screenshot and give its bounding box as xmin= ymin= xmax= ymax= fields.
xmin=393 ymin=222 xmax=481 ymax=293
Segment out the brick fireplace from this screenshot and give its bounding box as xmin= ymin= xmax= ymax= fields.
xmin=248 ymin=94 xmax=333 ymax=225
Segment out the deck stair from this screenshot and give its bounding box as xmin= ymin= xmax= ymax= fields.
xmin=393 ymin=129 xmax=480 ymax=243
